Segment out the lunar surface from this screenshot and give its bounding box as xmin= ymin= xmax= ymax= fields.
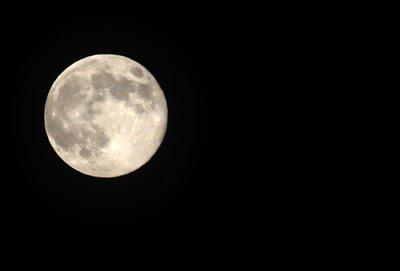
xmin=44 ymin=54 xmax=168 ymax=178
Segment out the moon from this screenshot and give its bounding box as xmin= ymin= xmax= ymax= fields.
xmin=44 ymin=54 xmax=168 ymax=178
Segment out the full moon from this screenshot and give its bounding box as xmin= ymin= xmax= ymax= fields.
xmin=44 ymin=54 xmax=168 ymax=178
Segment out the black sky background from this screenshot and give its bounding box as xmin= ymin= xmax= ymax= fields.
xmin=0 ymin=2 xmax=370 ymax=256
xmin=6 ymin=5 xmax=251 ymax=233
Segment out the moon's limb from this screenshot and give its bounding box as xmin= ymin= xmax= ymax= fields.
xmin=44 ymin=54 xmax=168 ymax=178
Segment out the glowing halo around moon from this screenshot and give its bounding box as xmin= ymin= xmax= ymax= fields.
xmin=44 ymin=54 xmax=168 ymax=178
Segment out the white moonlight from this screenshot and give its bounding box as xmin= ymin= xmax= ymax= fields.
xmin=44 ymin=54 xmax=168 ymax=178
